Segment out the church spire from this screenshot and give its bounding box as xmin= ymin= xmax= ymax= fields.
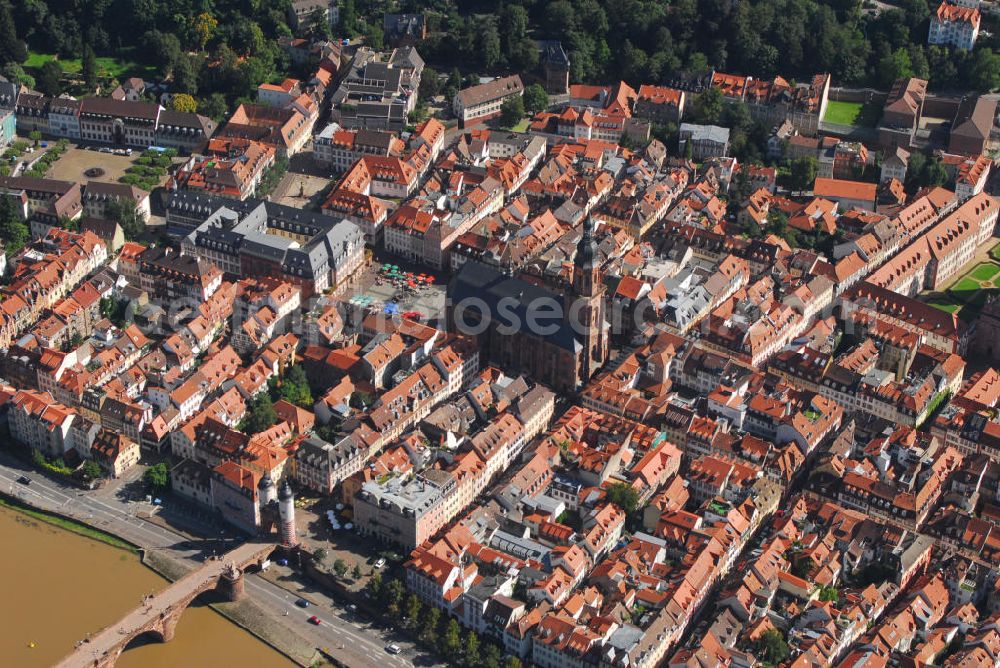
xmin=575 ymin=215 xmax=599 ymax=272
xmin=573 ymin=215 xmax=601 ymax=299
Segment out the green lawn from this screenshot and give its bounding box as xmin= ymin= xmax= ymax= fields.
xmin=24 ymin=51 xmax=158 ymax=80
xmin=970 ymin=263 xmax=1000 ymax=281
xmin=990 ymin=244 xmax=1000 ymax=264
xmin=928 ymin=301 xmax=962 ymax=314
xmin=950 ymin=277 xmax=983 ymax=303
xmin=823 ymin=100 xmax=881 ymax=127
xmin=509 ymin=118 xmax=530 ymax=132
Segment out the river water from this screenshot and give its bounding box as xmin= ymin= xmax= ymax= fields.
xmin=0 ymin=506 xmax=294 ymax=667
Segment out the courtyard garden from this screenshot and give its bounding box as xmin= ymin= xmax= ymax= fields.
xmin=822 ymin=100 xmax=882 ymax=127
xmin=928 ymin=250 xmax=1000 ymax=320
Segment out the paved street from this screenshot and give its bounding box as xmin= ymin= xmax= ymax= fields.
xmin=0 ymin=452 xmax=438 ymax=668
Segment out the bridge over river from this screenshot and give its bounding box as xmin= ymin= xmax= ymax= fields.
xmin=55 ymin=542 xmax=276 ymax=668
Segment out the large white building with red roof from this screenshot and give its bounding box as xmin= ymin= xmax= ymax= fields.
xmin=929 ymin=1 xmax=981 ymax=50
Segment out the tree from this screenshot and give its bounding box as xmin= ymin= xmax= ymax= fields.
xmin=313 ymin=548 xmax=329 ymax=563
xmin=499 ymin=96 xmax=525 ymax=129
xmin=969 ymin=48 xmax=1000 ymax=92
xmin=242 ymin=393 xmax=277 ymax=434
xmin=790 ymin=553 xmax=815 ymax=579
xmin=463 ymin=630 xmax=480 ymax=667
xmin=544 ymin=0 xmax=577 ymax=39
xmin=877 ymin=48 xmax=914 ymax=88
xmin=82 ymin=45 xmax=98 ymax=90
xmin=341 ymin=0 xmax=358 ymax=34
xmin=482 ymin=643 xmax=502 ymax=668
xmin=790 ymin=156 xmax=819 ymax=193
xmin=503 ymin=657 xmax=523 ymax=668
xmin=277 ymin=364 xmax=313 ymax=407
xmin=352 ymin=563 xmax=362 ymax=579
xmin=368 ymin=571 xmax=382 ymax=598
xmin=0 ymin=195 xmax=28 ymax=255
xmin=382 ymin=578 xmax=405 ymax=608
xmin=500 ymin=4 xmax=529 ymax=47
xmin=523 ymin=84 xmax=549 ymax=114
xmin=309 ymin=8 xmax=332 ymax=40
xmin=440 ymin=618 xmax=462 ymax=660
xmin=818 ymin=585 xmax=839 ymax=602
xmin=233 ymin=23 xmax=266 ymax=58
xmin=421 ymin=606 xmax=441 ymax=645
xmin=362 ymin=21 xmax=384 ymax=50
xmin=173 ymin=56 xmax=199 ymax=96
xmin=905 ymin=151 xmax=948 ymax=190
xmin=199 ymin=93 xmax=228 ymax=121
xmin=1 ymin=63 xmax=34 ymax=89
xmin=404 ymin=593 xmax=421 ymax=629
xmin=350 ymin=391 xmax=372 ymax=409
xmin=104 ymin=199 xmax=144 ymax=240
xmin=509 ymin=36 xmax=540 ymax=71
xmin=192 ymin=12 xmax=218 ymax=50
xmin=37 ymin=61 xmax=63 ymax=97
xmin=691 ymin=87 xmax=724 ymax=125
xmin=333 ymin=558 xmax=348 ymax=577
xmin=758 ymin=628 xmax=790 ymax=664
xmin=444 ymin=67 xmax=462 ymax=101
xmin=605 ymin=482 xmax=640 ymax=514
xmin=419 ymin=66 xmax=439 ymax=102
xmin=144 ymin=30 xmax=183 ymax=73
xmin=171 ymin=94 xmax=198 ymax=113
xmin=81 ymin=460 xmax=103 ymax=481
xmin=0 ymin=1 xmax=26 ymax=65
xmin=144 ymin=462 xmax=170 ymax=490
xmin=481 ymin=19 xmax=502 ymax=70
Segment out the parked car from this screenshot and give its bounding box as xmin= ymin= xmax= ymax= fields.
xmin=374 ymin=558 xmax=386 ymax=569
xmin=386 ymin=644 xmax=401 ymax=655
xmin=295 ymin=598 xmax=310 ymax=608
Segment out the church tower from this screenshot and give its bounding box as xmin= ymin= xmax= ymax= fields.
xmin=570 ymin=215 xmax=607 ymax=384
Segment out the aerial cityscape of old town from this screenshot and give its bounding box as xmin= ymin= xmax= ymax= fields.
xmin=2 ymin=1 xmax=1000 ymax=667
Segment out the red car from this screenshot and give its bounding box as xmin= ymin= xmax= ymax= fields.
xmin=308 ymin=615 xmax=321 ymax=625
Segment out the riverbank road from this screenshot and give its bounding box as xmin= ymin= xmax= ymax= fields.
xmin=0 ymin=453 xmax=430 ymax=667
xmin=246 ymin=575 xmax=436 ymax=668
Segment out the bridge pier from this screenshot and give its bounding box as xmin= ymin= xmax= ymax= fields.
xmin=159 ymin=612 xmax=181 ymax=643
xmin=217 ymin=563 xmax=245 ymax=602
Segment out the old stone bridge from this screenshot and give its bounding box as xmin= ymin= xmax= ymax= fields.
xmin=55 ymin=541 xmax=276 ymax=668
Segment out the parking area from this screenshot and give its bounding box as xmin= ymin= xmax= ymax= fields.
xmin=292 ymin=496 xmax=396 ymax=593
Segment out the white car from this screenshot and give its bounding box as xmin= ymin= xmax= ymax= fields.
xmin=386 ymin=644 xmax=401 ymax=655
xmin=374 ymin=558 xmax=386 ymax=569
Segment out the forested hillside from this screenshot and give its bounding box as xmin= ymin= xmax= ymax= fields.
xmin=0 ymin=0 xmax=996 ymax=102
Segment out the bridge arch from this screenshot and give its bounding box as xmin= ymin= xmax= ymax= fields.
xmin=57 ymin=542 xmax=276 ymax=668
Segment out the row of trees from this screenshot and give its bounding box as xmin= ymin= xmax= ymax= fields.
xmin=368 ymin=573 xmax=524 ymax=668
